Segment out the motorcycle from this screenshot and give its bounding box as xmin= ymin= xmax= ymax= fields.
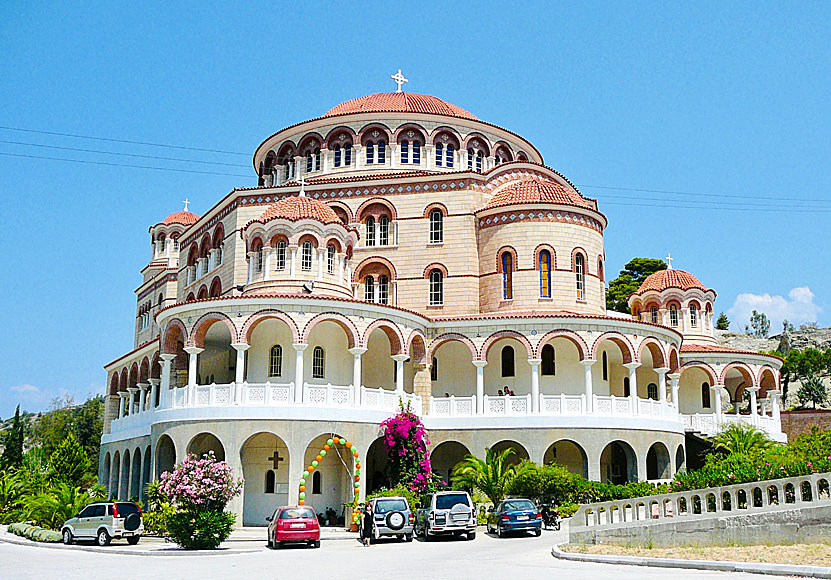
xmin=540 ymin=504 xmax=561 ymax=531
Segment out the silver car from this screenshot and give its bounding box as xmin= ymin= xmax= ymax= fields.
xmin=61 ymin=502 xmax=143 ymax=546
xmin=415 ymin=491 xmax=476 ymax=541
xmin=368 ymin=497 xmax=414 ymax=543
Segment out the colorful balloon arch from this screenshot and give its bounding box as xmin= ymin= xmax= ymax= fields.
xmin=298 ymin=436 xmax=361 ymax=526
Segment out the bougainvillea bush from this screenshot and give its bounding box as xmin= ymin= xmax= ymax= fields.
xmin=380 ymin=402 xmax=440 ymax=493
xmin=158 ymin=451 xmax=243 ymax=549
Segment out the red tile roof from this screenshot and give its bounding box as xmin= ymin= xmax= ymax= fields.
xmin=249 ymin=195 xmax=344 ymax=226
xmin=633 ymin=269 xmax=712 ymax=296
xmin=482 ymin=176 xmax=595 ymax=211
xmin=681 ymin=343 xmax=782 ymax=361
xmin=160 ymin=211 xmax=200 ymax=226
xmin=323 ymin=92 xmax=478 ymax=121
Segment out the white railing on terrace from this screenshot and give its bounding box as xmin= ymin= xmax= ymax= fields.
xmin=571 ymin=471 xmax=831 ymax=532
xmin=485 ymin=394 xmax=532 ymax=416
xmin=682 ymin=412 xmax=784 ymax=441
xmin=429 ymin=395 xmax=476 ymax=417
xmin=429 ymin=393 xmax=677 ymax=418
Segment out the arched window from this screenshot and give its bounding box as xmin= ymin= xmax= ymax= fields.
xmin=366 ymin=142 xmax=374 ymax=164
xmin=400 ymin=140 xmax=409 ymax=164
xmin=412 ymin=141 xmax=421 ymax=164
xmin=575 ymin=254 xmax=585 ymax=300
xmin=269 ymin=345 xmax=282 ymax=377
xmin=429 ymin=210 xmax=443 ymax=244
xmin=312 ymin=346 xmax=325 ymax=379
xmin=541 ymin=344 xmax=555 ymax=376
xmin=429 ymin=269 xmax=443 ymax=306
xmin=334 ymin=145 xmax=342 ymax=167
xmin=377 ymin=141 xmax=386 ymax=163
xmin=648 ymin=383 xmax=659 ymax=400
xmin=265 ymin=470 xmax=275 ymax=494
xmin=446 ymin=145 xmax=454 ymax=167
xmin=690 ymin=304 xmax=698 ymax=327
xmin=501 ymin=345 xmax=515 ymax=377
xmin=467 ymin=148 xmax=474 ymax=170
xmin=378 ymin=275 xmax=389 ymax=305
xmin=651 ymin=306 xmax=659 ymax=324
xmin=364 ymin=276 xmax=375 ymax=302
xmin=623 ymin=377 xmax=630 ymax=397
xmin=435 ymin=143 xmax=443 ymax=166
xmin=476 ymin=151 xmax=483 ymax=172
xmin=669 ymin=304 xmax=679 ymax=327
xmin=539 ymin=250 xmax=551 ymax=298
xmin=256 ymin=245 xmax=264 ymax=273
xmin=344 ymin=144 xmax=352 ymax=166
xmin=379 ymin=216 xmax=390 ymax=245
xmin=312 ymin=471 xmax=322 ymax=494
xmin=275 ymin=241 xmax=287 ymax=270
xmin=306 ymin=152 xmax=313 ymax=173
xmin=314 ymin=148 xmax=321 ymax=171
xmin=702 ymin=383 xmax=711 ymax=408
xmin=365 ymin=217 xmax=376 ymax=247
xmin=327 ymin=244 xmax=335 ymax=274
xmin=502 ymin=252 xmax=513 ymax=300
xmin=431 ymin=357 xmax=438 ymax=381
xmin=301 ymin=241 xmax=313 ymax=271
xmin=602 ymin=351 xmax=608 ymax=381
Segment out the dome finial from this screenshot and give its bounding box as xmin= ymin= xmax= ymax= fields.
xmin=390 ymin=69 xmax=408 ymax=92
xmin=665 ymin=252 xmax=674 ymax=270
xmin=297 ymin=174 xmax=306 ymax=197
xmin=182 ymin=198 xmax=190 ymax=212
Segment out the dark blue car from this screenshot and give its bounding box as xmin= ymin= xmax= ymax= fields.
xmin=486 ymin=498 xmax=542 ymax=537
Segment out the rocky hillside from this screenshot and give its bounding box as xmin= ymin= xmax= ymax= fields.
xmin=717 ymin=326 xmax=831 ymax=355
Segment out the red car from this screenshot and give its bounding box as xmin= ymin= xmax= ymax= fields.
xmin=266 ymin=506 xmax=321 ymax=548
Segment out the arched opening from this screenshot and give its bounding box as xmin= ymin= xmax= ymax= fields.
xmin=142 ymin=446 xmax=151 ymax=504
xmin=303 ymin=434 xmax=354 ymax=526
xmin=187 ymin=432 xmax=226 ymax=462
xmin=678 ymin=365 xmax=717 ymax=414
xmin=101 ymin=452 xmax=111 ymax=495
xmin=490 ymin=440 xmax=529 ymax=467
xmin=430 ymin=441 xmax=470 ymax=487
xmin=363 ymin=325 xmax=403 ymax=391
xmin=430 ymin=338 xmax=475 ymax=401
xmin=646 ymin=442 xmax=671 ymax=480
xmin=110 ymin=451 xmax=120 ymax=499
xmin=120 ymin=449 xmax=131 ymax=500
xmin=484 ymin=337 xmax=531 ymax=398
xmin=723 ymin=364 xmax=755 ymax=414
xmin=543 ymin=440 xmax=588 ymax=478
xmin=675 ymin=444 xmax=686 ymax=473
xmin=305 ymin=320 xmax=354 ymax=386
xmin=155 ymin=435 xmax=176 ymax=479
xmin=195 ymin=321 xmax=234 ymax=386
xmin=364 ymin=437 xmax=389 ymax=494
xmin=537 ymin=335 xmax=586 ymax=399
xmin=245 ymin=315 xmax=296 ymax=384
xmin=593 ymin=336 xmax=632 ymax=397
xmin=241 ymin=432 xmax=290 ymax=526
xmin=130 ymin=448 xmax=142 ymax=500
xmin=600 ymin=441 xmax=637 ymax=484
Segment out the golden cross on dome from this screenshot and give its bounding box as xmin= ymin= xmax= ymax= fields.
xmin=182 ymin=198 xmax=190 ymax=212
xmin=391 ymin=69 xmax=408 ymax=92
xmin=666 ymin=253 xmax=674 ymax=270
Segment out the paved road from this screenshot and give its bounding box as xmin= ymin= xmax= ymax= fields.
xmin=0 ymin=527 xmax=793 ymax=580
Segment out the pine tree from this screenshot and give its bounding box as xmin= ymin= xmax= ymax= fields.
xmin=715 ymin=312 xmax=730 ymax=330
xmin=1 ymin=405 xmax=24 ymax=471
xmin=605 ymin=258 xmax=667 ymax=313
xmin=49 ymin=432 xmax=90 ymax=486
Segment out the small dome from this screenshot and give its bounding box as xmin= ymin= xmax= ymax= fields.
xmin=633 ymin=269 xmax=712 ymax=295
xmin=483 ymin=177 xmax=595 ymax=211
xmin=323 ymin=92 xmax=477 ymax=120
xmin=160 ymin=211 xmax=199 ymax=226
xmin=252 ymin=195 xmax=343 ymax=226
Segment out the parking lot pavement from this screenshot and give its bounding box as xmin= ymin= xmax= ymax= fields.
xmin=0 ymin=527 xmax=795 ymax=580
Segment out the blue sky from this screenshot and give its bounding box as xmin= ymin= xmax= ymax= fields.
xmin=1 ymin=1 xmax=828 ymax=418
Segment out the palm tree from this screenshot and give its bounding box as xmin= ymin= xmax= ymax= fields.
xmin=711 ymin=422 xmax=775 ymax=456
xmin=450 ymin=447 xmax=529 ymax=505
xmin=22 ymin=482 xmax=93 ymax=530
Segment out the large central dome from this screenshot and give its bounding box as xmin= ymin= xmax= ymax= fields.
xmin=323 ymin=92 xmax=478 ymax=120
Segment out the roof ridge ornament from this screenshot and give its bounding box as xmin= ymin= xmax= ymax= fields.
xmin=297 ymin=174 xmax=306 ymax=197
xmin=182 ymin=198 xmax=190 ymax=212
xmin=390 ymin=69 xmax=408 ymax=92
xmin=666 ymin=253 xmax=673 ymax=270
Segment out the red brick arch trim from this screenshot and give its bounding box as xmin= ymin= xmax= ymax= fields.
xmin=109 ymin=373 xmax=120 ymax=395
xmin=680 ymin=362 xmax=718 ymax=385
xmin=323 ymin=125 xmax=358 ymax=149
xmin=355 ymin=197 xmax=397 ymax=221
xmin=300 ymin=312 xmax=359 ymax=349
xmin=357 ymin=123 xmax=394 ymax=145
xmin=162 ymin=319 xmax=188 ymax=354
xmin=463 ymin=132 xmax=492 ymax=155
xmin=480 ymin=330 xmax=534 ymax=360
xmin=571 ymin=247 xmax=589 ymax=273
xmin=406 ymin=330 xmax=428 ymax=364
xmin=757 ymin=366 xmax=779 ymax=394
xmin=423 ymin=202 xmax=448 ymax=219
xmin=497 ymin=246 xmax=518 ymax=271
xmin=591 ymin=331 xmax=635 ymax=364
xmin=326 ymin=200 xmax=354 ymax=224
xmin=239 ymin=309 xmax=300 ymax=345
xmin=139 ymin=357 xmax=150 ymax=382
xmin=668 ymin=346 xmax=681 ymax=373
xmin=296 ymin=132 xmax=325 ymax=154
xmin=534 ymin=244 xmax=557 ymax=269
xmin=128 ymin=363 xmax=139 ymax=388
xmin=422 ymin=262 xmax=448 ymax=278
xmin=120 ymin=369 xmax=128 ymax=392
xmin=189 ymin=312 xmax=239 ymax=348
xmin=637 ymin=337 xmax=667 ymax=367
xmin=534 ymin=330 xmax=588 ymax=360
xmin=719 ymin=362 xmax=757 ymax=388
xmin=353 ymin=255 xmax=398 ymax=282
xmin=427 ymin=333 xmax=477 ymax=361
xmin=428 ymin=126 xmax=463 ymax=148
xmin=393 ymin=122 xmax=429 ymax=143
xmin=362 ymin=319 xmax=405 ymax=354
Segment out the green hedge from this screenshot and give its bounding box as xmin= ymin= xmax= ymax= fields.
xmin=8 ymin=522 xmax=62 ymax=543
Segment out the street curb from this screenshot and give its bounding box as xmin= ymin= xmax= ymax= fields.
xmin=0 ymin=532 xmax=260 ymax=556
xmin=551 ymin=543 xmax=831 ymax=578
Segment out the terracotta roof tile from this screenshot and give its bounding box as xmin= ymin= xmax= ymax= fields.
xmin=323 ymin=92 xmax=477 ymax=121
xmin=159 ymin=211 xmax=200 ymax=226
xmin=634 ymin=269 xmax=713 ymax=296
xmin=250 ymin=195 xmax=343 ymax=226
xmin=481 ymin=176 xmax=595 ymax=211
xmin=681 ymin=343 xmax=782 ymax=361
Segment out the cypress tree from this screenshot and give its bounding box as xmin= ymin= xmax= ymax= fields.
xmin=1 ymin=405 xmax=24 ymax=471
xmin=50 ymin=432 xmax=90 ymax=486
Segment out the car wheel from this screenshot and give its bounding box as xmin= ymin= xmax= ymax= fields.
xmin=62 ymin=529 xmax=73 ymax=545
xmin=467 ymin=531 xmax=476 ymax=541
xmin=127 ymin=536 xmax=140 ymax=545
xmin=405 ymin=533 xmax=413 ymax=542
xmin=534 ymin=528 xmax=542 ymax=537
xmin=497 ymin=526 xmax=505 ymax=538
xmin=267 ymin=538 xmax=273 ymax=549
xmin=97 ymin=529 xmax=111 ymax=547
xmin=312 ymin=540 xmax=321 ymax=548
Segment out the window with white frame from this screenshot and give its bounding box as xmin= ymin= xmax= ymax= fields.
xmin=669 ymin=304 xmax=679 ymax=327
xmin=429 ymin=210 xmax=443 ymax=244
xmin=690 ymin=303 xmax=698 ymax=326
xmin=651 ymin=306 xmax=659 ymax=324
xmin=312 ymin=346 xmax=325 ymax=379
xmin=412 ymin=141 xmax=421 ymax=164
xmin=256 ymin=246 xmax=264 ymax=273
xmin=446 ymin=145 xmax=454 ymax=167
xmin=647 ymin=383 xmax=659 ymax=400
xmin=575 ymin=254 xmax=585 ymax=300
xmin=275 ymin=241 xmax=286 ymax=270
xmin=366 ymin=140 xmax=386 ymax=164
xmin=333 ymin=145 xmax=342 ymax=167
xmin=400 ymin=140 xmax=409 ymax=164
xmin=379 ymin=216 xmax=390 ymax=245
xmin=364 ymin=276 xmax=374 ymax=302
xmin=429 ymin=269 xmax=443 ymax=306
xmin=269 ymin=345 xmax=282 ymax=377
xmin=301 ymin=241 xmax=313 ymax=271
xmin=435 ymin=143 xmax=443 ymax=166
xmin=365 ymin=217 xmax=376 ymax=246
xmin=327 ymin=244 xmax=335 ymax=274
xmin=378 ymin=275 xmax=389 ymax=304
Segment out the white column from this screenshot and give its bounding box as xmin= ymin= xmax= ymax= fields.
xmin=392 ymin=281 xmax=398 ymax=306
xmin=712 ymin=385 xmax=724 ymax=423
xmin=528 ymin=359 xmax=541 ymax=413
xmin=656 ymin=367 xmax=669 ymax=408
xmin=232 ymin=343 xmax=249 ymax=384
xmin=669 ymin=373 xmax=681 ymax=413
xmin=373 ymin=282 xmax=380 ymax=304
xmin=293 ymin=344 xmax=307 ymax=403
xmin=582 ymin=360 xmax=596 ymax=413
xmin=353 ymin=145 xmax=363 ymax=170
xmin=317 ymin=249 xmax=325 ymax=280
xmin=160 ymin=354 xmax=175 ymax=408
xmin=337 ymin=254 xmax=345 ymax=285
xmin=747 ymin=386 xmax=760 ymax=423
xmin=289 ymin=245 xmax=298 ymax=278
xmin=148 ymin=378 xmax=160 ymax=410
xmin=118 ymin=392 xmax=128 ymax=418
xmin=624 ymin=362 xmax=640 ymax=413
xmin=264 ymin=248 xmax=273 ymax=281
xmin=127 ymin=387 xmax=137 ymax=415
xmin=349 ymin=347 xmax=367 ymax=406
xmin=771 ymin=391 xmax=781 ymax=422
xmin=473 ymin=361 xmax=487 ymax=415
xmin=392 ymin=354 xmax=408 ymax=395
xmin=184 ymin=346 xmax=203 ymax=406
xmin=246 ymin=253 xmax=254 ymax=284
xmin=137 ymin=383 xmax=149 ymax=413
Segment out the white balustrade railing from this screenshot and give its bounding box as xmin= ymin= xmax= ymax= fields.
xmin=484 ymin=394 xmax=532 ymax=416
xmin=359 ymin=386 xmax=422 ymax=414
xmin=428 ymin=395 xmax=476 ymax=417
xmin=683 ymin=411 xmax=783 ymax=440
xmin=304 ymin=383 xmax=353 ymax=408
xmin=540 ymin=393 xmax=586 ymax=415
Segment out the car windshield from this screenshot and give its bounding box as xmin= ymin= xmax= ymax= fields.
xmin=115 ymin=503 xmax=140 ymax=516
xmin=280 ymin=507 xmax=315 ymax=520
xmin=375 ymin=499 xmax=407 ymax=513
xmin=503 ymin=500 xmax=535 ymax=511
xmin=435 ymin=493 xmax=469 ymax=510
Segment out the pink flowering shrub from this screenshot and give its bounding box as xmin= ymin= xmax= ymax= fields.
xmin=159 ymin=451 xmax=243 ymax=512
xmin=379 ymin=402 xmax=440 ymax=493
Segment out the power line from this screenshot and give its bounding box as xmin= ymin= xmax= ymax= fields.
xmin=0 ymin=139 xmax=251 ymax=167
xmin=0 ymin=126 xmax=250 ymax=156
xmin=601 ymin=200 xmax=831 ymax=213
xmin=576 ymin=183 xmax=831 ymax=204
xmin=0 ymin=151 xmax=252 ymax=177
xmin=592 ymin=192 xmax=831 ymax=209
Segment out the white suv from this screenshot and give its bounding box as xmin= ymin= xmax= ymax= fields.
xmin=61 ymin=502 xmax=144 ymax=546
xmin=415 ymin=491 xmax=476 ymax=541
